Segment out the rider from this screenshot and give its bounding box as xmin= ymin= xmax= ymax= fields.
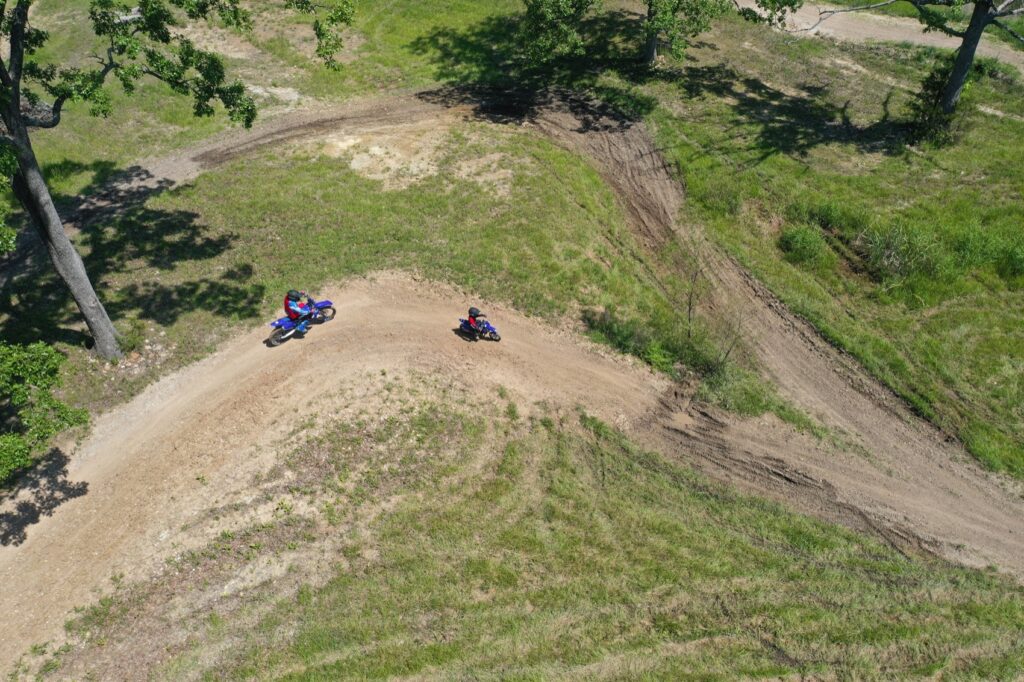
xmin=285 ymin=289 xmax=313 ymax=334
xmin=467 ymin=306 xmax=486 ymax=334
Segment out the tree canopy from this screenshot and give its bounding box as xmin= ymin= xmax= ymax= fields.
xmin=523 ymin=0 xmax=732 ymax=64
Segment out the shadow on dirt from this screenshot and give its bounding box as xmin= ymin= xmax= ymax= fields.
xmin=409 ymin=8 xmax=907 ymax=163
xmin=452 ymin=327 xmax=478 ymax=343
xmin=0 ymin=448 xmax=87 ymax=546
xmin=0 ymin=161 xmax=265 ymax=349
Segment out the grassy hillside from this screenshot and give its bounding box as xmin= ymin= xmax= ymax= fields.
xmin=10 ymin=121 xmax=798 ymax=430
xmin=6 ymin=4 xmax=1024 ymax=678
xmin=37 ymin=383 xmax=1024 ymax=679
xmin=636 ymin=20 xmax=1024 ymax=473
xmin=198 ymin=410 xmax=1024 ymax=679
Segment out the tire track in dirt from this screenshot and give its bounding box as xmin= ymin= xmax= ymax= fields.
xmin=516 ymin=92 xmax=1024 ymax=574
xmin=5 ymin=87 xmax=1024 ymax=669
xmin=0 ymin=273 xmax=670 ymax=667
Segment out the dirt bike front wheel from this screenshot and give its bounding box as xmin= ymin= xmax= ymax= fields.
xmin=268 ymin=328 xmax=288 ymax=347
xmin=489 ymin=332 xmax=501 ymax=342
xmin=317 ymin=307 xmax=336 ymax=322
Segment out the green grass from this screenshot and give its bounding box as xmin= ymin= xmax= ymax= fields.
xmin=607 ymin=18 xmax=1024 ymax=474
xmin=205 ymin=405 xmax=1024 ymax=679
xmin=43 ymin=387 xmax=1023 ymax=678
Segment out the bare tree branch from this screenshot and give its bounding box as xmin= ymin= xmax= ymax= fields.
xmin=993 ymin=16 xmax=1024 ymax=42
xmin=906 ymin=0 xmax=968 ymax=37
xmin=791 ymin=0 xmax=968 ymax=37
xmin=20 ymin=97 xmax=67 ymax=128
xmin=996 ymin=4 xmax=1024 ymax=16
xmin=789 ymin=0 xmax=901 ymax=33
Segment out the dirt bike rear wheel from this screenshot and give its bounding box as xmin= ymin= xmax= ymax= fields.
xmin=268 ymin=328 xmax=288 ymax=347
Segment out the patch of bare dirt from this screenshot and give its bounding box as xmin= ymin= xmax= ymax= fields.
xmin=455 ymin=152 xmax=515 ymax=197
xmin=979 ymin=104 xmax=1024 ymax=121
xmin=175 ymin=24 xmax=264 ymax=61
xmin=314 ymin=117 xmax=454 ymax=189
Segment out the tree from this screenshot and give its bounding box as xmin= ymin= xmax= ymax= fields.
xmin=642 ymin=0 xmax=733 ymax=63
xmin=523 ymin=0 xmax=731 ymax=65
xmin=750 ymin=0 xmax=1024 ymax=113
xmin=0 ymin=0 xmax=354 ymax=359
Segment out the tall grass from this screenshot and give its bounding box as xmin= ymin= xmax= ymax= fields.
xmin=213 ymin=405 xmax=1024 ymax=679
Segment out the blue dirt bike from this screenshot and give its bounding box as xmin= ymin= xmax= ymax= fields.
xmin=459 ymin=317 xmax=501 ymax=342
xmin=267 ymin=297 xmax=336 ymax=347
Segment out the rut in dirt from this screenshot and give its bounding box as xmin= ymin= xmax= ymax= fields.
xmin=58 ymin=87 xmax=1024 ymax=579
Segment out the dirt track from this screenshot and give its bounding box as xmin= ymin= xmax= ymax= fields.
xmin=0 ymin=273 xmax=671 ymax=667
xmin=5 ymin=67 xmax=1024 ymax=671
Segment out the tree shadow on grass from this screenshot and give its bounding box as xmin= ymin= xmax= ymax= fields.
xmin=408 ymin=8 xmax=908 ymax=163
xmin=671 ymin=62 xmax=906 ymax=164
xmin=0 ymin=448 xmax=87 ymax=546
xmin=0 ymin=161 xmax=264 ymax=348
xmin=409 ymin=10 xmax=660 ymax=124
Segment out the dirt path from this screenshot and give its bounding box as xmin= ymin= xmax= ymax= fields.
xmin=522 ymin=94 xmax=1024 ymax=573
xmin=0 ymin=273 xmax=669 ymax=667
xmin=737 ymin=0 xmax=1024 ymax=72
xmin=4 ymin=90 xmax=1024 ymax=668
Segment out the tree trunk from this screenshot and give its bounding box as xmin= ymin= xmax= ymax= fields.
xmin=941 ymin=0 xmax=991 ymax=114
xmin=644 ymin=2 xmax=659 ymax=63
xmin=10 ymin=135 xmax=122 ymax=359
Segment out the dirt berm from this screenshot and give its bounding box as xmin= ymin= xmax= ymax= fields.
xmin=3 ymin=91 xmax=1024 ymax=667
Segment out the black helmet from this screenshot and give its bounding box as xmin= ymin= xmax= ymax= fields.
xmin=468 ymin=306 xmax=481 ymax=317
xmin=287 ymin=289 xmax=302 ymax=301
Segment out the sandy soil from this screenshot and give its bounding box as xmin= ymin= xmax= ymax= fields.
xmin=5 ymin=54 xmax=1024 ymax=673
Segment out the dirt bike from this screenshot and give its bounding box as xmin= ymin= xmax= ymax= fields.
xmin=459 ymin=317 xmax=501 ymax=342
xmin=267 ymin=297 xmax=336 ymax=347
